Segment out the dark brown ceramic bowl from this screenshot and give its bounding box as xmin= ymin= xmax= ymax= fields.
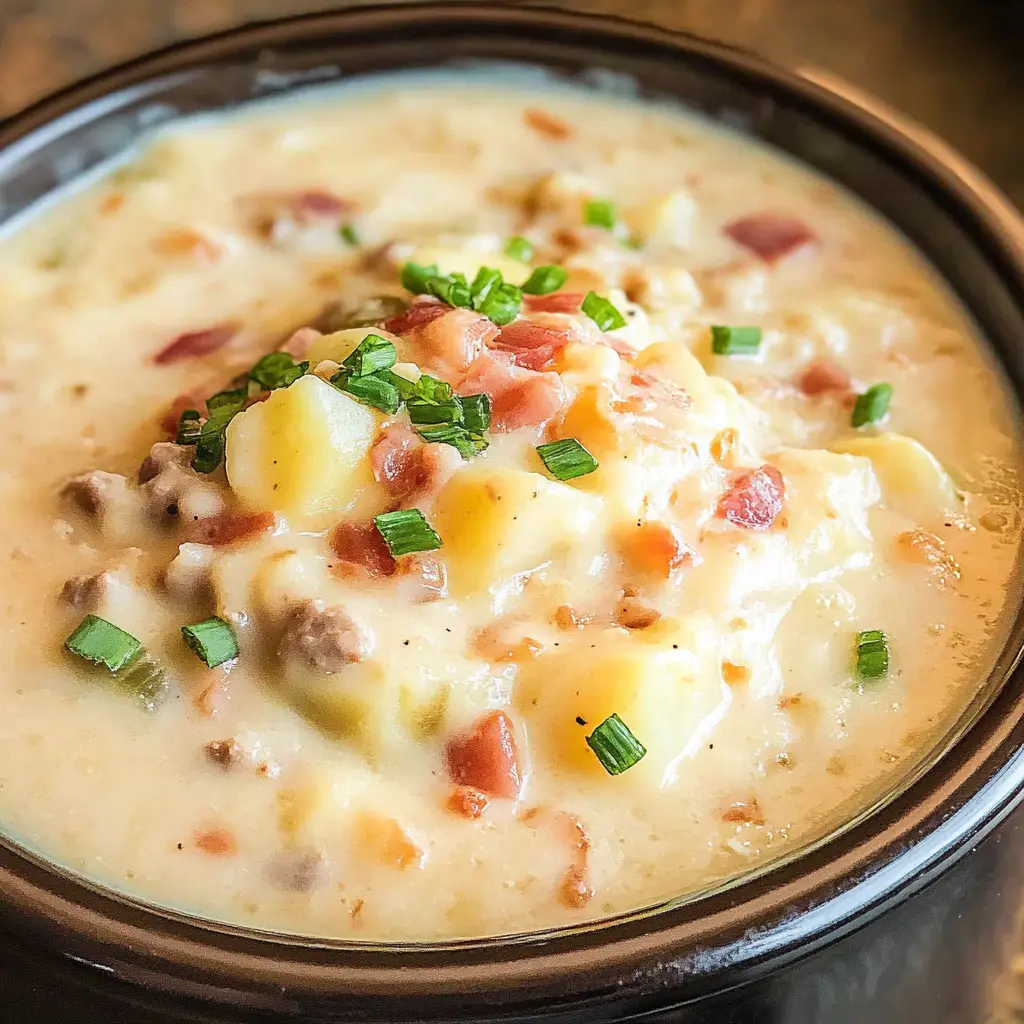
xmin=1 ymin=5 xmax=1023 ymax=1023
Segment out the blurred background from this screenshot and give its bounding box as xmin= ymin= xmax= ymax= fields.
xmin=0 ymin=0 xmax=1022 ymax=206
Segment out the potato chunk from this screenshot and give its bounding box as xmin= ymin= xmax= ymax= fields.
xmin=627 ymin=190 xmax=697 ymax=249
xmin=410 ymin=245 xmax=527 ymax=286
xmin=225 ymin=375 xmax=377 ymax=522
xmin=305 ymin=326 xmax=402 ymax=367
xmin=432 ymin=468 xmax=601 ymax=596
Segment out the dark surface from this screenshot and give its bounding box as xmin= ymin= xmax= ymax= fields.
xmin=0 ymin=2 xmax=1024 ymax=1023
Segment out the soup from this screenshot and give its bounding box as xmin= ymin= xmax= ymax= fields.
xmin=0 ymin=76 xmax=1019 ymax=940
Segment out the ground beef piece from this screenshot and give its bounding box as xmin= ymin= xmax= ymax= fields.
xmin=278 ymin=601 xmax=371 ymax=674
xmin=139 ymin=442 xmax=225 ymax=522
xmin=61 ymin=471 xmax=130 ymax=517
xmin=204 ymin=738 xmax=242 ymax=768
xmin=59 ymin=571 xmax=112 ymax=609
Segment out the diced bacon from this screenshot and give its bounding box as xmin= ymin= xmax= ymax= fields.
xmin=493 ymin=320 xmax=574 ymax=372
xmin=522 ymin=808 xmax=594 ymax=909
xmin=717 ymin=465 xmax=785 ymax=531
xmin=371 ymin=423 xmax=422 ymax=496
xmin=460 ymin=351 xmax=566 ymax=432
xmin=383 ymin=297 xmax=450 ymax=335
xmin=161 ymin=393 xmax=203 ymax=437
xmin=723 ymin=212 xmax=815 ymax=263
xmin=446 ymin=786 xmax=489 ymax=819
xmin=188 ymin=511 xmax=275 ymax=546
xmin=523 ymin=292 xmax=586 ymax=315
xmin=417 ymin=308 xmax=499 ymax=380
xmin=291 ymin=190 xmax=354 ymax=223
xmin=154 ymin=325 xmax=237 ymax=365
xmin=330 ymin=521 xmax=397 ymax=579
xmin=796 ymin=358 xmax=851 ymax=396
xmin=446 ymin=710 xmax=523 ymax=800
xmin=194 ymin=827 xmax=238 ymax=856
xmin=524 ymin=107 xmax=574 ymax=140
xmin=721 ymin=799 xmax=765 ymax=826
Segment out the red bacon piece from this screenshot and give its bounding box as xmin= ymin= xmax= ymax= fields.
xmin=493 ymin=320 xmax=574 ymax=372
xmin=188 ymin=511 xmax=275 ymax=546
xmin=459 ymin=351 xmax=566 ymax=432
xmin=523 ymin=292 xmax=585 ymax=315
xmin=796 ymin=358 xmax=851 ymax=396
xmin=418 ymin=308 xmax=499 ymax=380
xmin=524 ymin=107 xmax=573 ymax=140
xmin=292 ymin=190 xmax=354 ymax=222
xmin=723 ymin=212 xmax=815 ymax=263
xmin=330 ymin=521 xmax=397 ymax=579
xmin=154 ymin=324 xmax=237 ymax=365
xmin=446 ymin=710 xmax=523 ymax=800
xmin=383 ymin=297 xmax=450 ymax=335
xmin=717 ymin=465 xmax=785 ymax=531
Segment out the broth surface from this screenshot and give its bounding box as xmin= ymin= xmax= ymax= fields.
xmin=0 ymin=76 xmax=1019 ymax=939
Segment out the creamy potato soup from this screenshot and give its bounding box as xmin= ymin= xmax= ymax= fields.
xmin=0 ymin=74 xmax=1019 ymax=941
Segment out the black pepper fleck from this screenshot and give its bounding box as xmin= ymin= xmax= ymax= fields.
xmin=575 ymin=716 xmax=588 ymax=726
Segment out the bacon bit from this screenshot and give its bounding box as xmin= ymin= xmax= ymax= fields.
xmin=279 ymin=326 xmax=320 ymax=359
xmin=446 ymin=710 xmax=523 ymax=800
xmin=458 ymin=350 xmax=566 ymax=432
xmin=721 ymin=800 xmax=765 ymax=827
xmin=350 ymin=897 xmax=365 ymax=923
xmin=383 ymin=296 xmax=450 ymax=335
xmin=524 ymin=107 xmax=573 ymax=140
xmin=561 ymin=865 xmax=595 ymax=909
xmin=796 ymin=358 xmax=851 ymax=396
xmin=777 ymin=694 xmax=803 ymax=710
xmin=188 ymin=511 xmax=275 ymax=546
xmin=717 ymin=465 xmax=785 ymax=531
xmin=523 ymin=808 xmax=594 ymax=909
xmin=523 ymin=292 xmax=586 ymax=315
xmin=620 ymin=521 xmax=692 ymax=578
xmin=161 ymin=393 xmax=203 ymax=437
xmin=418 ymin=307 xmax=499 ymax=380
xmin=446 ymin=786 xmax=489 ymax=820
xmin=493 ymin=320 xmax=574 ymax=372
xmin=204 ymin=739 xmax=241 ymax=767
xmin=474 ymin=625 xmax=545 ymax=663
xmin=154 ymin=324 xmax=237 ymax=365
xmin=614 ymin=592 xmax=661 ymax=630
xmin=554 ymin=605 xmax=591 ymax=630
xmin=330 ymin=520 xmax=397 ymax=579
xmin=354 ymin=811 xmax=423 ymax=870
xmin=291 ymin=190 xmax=354 ymax=223
xmin=724 ymin=212 xmax=816 ymax=263
xmin=194 ymin=827 xmax=238 ymax=856
xmin=897 ymin=528 xmax=962 ymax=586
xmin=153 ymin=227 xmax=221 ymax=262
xmin=722 ymin=662 xmax=751 ymax=686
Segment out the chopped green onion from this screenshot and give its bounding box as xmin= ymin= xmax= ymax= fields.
xmin=460 ymin=393 xmax=491 ymax=433
xmin=470 ymin=266 xmax=503 ymax=308
xmin=535 ymin=438 xmax=599 ymax=481
xmin=376 ymin=368 xmax=418 ymax=401
xmin=412 ymin=374 xmax=453 ymax=404
xmin=192 ymin=431 xmax=226 ymax=475
xmin=586 ymin=714 xmax=646 ymax=775
xmin=407 ymin=396 xmax=464 ymax=426
xmin=339 ymin=223 xmax=360 ymax=246
xmin=374 ymin=508 xmax=443 ymax=557
xmin=475 ymin=281 xmax=522 ymax=326
xmin=331 ymin=370 xmax=401 ymax=414
xmin=855 ymin=629 xmax=889 ymax=682
xmin=584 ymin=198 xmax=618 ymax=230
xmin=115 ymin=651 xmax=170 ymax=713
xmin=65 ymin=615 xmax=142 ymax=673
xmin=400 ymin=261 xmax=440 ymax=295
xmin=341 ymin=334 xmax=397 ymax=377
xmin=206 ymin=388 xmax=247 ymax=416
xmin=505 ymin=236 xmax=534 ymax=262
xmin=181 ymin=617 xmax=239 ymax=669
xmin=581 ymin=291 xmax=627 ymax=332
xmin=851 ymin=383 xmax=893 ymax=428
xmin=416 ymin=423 xmax=488 ymax=459
xmin=249 ymin=352 xmax=309 ymax=391
xmin=521 ymin=265 xmax=568 ymax=295
xmin=428 ymin=272 xmax=473 ymax=308
xmin=175 ymin=409 xmax=202 ymax=446
xmin=710 ymin=325 xmax=762 ymax=356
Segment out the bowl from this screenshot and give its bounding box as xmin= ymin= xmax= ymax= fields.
xmin=1 ymin=5 xmax=1024 ymax=1022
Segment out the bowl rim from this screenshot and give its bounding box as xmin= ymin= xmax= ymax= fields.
xmin=1 ymin=1 xmax=1024 ymax=1014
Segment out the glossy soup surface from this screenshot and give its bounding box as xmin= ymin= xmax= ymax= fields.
xmin=0 ymin=75 xmax=1019 ymax=940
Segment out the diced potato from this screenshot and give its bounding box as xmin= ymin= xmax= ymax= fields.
xmin=305 ymin=326 xmax=402 ymax=367
xmin=530 ymin=170 xmax=597 ymax=219
xmin=557 ymin=384 xmax=621 ymax=458
xmin=225 ymin=374 xmax=377 ymax=522
xmin=555 ymin=341 xmax=621 ymax=387
xmin=410 ymin=245 xmax=527 ymax=286
xmin=627 ymin=190 xmax=697 ymax=249
xmin=516 ymin=617 xmax=725 ymax=782
xmin=350 ymin=810 xmax=423 ymax=870
xmin=431 ymin=468 xmax=602 ymax=595
xmin=830 ymin=433 xmax=960 ymax=512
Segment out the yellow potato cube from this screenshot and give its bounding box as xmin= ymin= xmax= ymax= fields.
xmin=411 ymin=245 xmax=527 ymax=287
xmin=225 ymin=374 xmax=377 ymax=522
xmin=627 ymin=190 xmax=697 ymax=249
xmin=432 ymin=468 xmax=601 ymax=595
xmin=305 ymin=326 xmax=402 ymax=368
xmin=831 ymin=432 xmax=960 ymax=512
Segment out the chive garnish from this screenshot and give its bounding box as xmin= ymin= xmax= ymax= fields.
xmin=375 ymin=368 xmax=418 ymax=401
xmin=855 ymin=629 xmax=889 ymax=681
xmin=400 ymin=261 xmax=440 ymax=295
xmin=339 ymin=223 xmax=360 ymax=246
xmin=521 ymin=265 xmax=568 ymax=296
xmin=193 ymin=429 xmax=226 ymax=475
xmin=249 ymin=352 xmax=309 ymax=391
xmin=399 ymin=262 xmax=524 ymax=326
xmin=176 ymin=409 xmax=202 ymax=446
xmin=331 ymin=370 xmax=402 ymax=414
xmin=505 ymin=235 xmax=534 ymax=262
xmin=581 ymin=291 xmax=627 ymax=332
xmin=586 ymin=714 xmax=647 ymax=775
xmin=584 ymin=198 xmax=618 ymax=230
xmin=428 ymin=272 xmax=473 ymax=308
xmin=535 ymin=438 xmax=599 ymax=480
xmin=416 ymin=423 xmax=489 ymax=459
xmin=374 ymin=508 xmax=443 ymax=557
xmin=341 ymin=334 xmax=397 ymax=378
xmin=205 ymin=389 xmax=247 ymax=416
xmin=851 ymin=383 xmax=893 ymax=428
xmin=711 ymin=325 xmax=762 ymax=356
xmin=65 ymin=615 xmax=141 ymax=673
xmin=181 ymin=617 xmax=239 ymax=669
xmin=412 ymin=374 xmax=453 ymax=404
xmin=407 ymin=396 xmax=464 ymax=426
xmin=460 ymin=394 xmax=491 ymax=433
xmin=474 ymin=280 xmax=522 ymax=326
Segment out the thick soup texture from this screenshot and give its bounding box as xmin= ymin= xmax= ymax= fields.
xmin=0 ymin=80 xmax=1019 ymax=940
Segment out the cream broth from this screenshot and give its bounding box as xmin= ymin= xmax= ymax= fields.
xmin=0 ymin=77 xmax=1019 ymax=940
